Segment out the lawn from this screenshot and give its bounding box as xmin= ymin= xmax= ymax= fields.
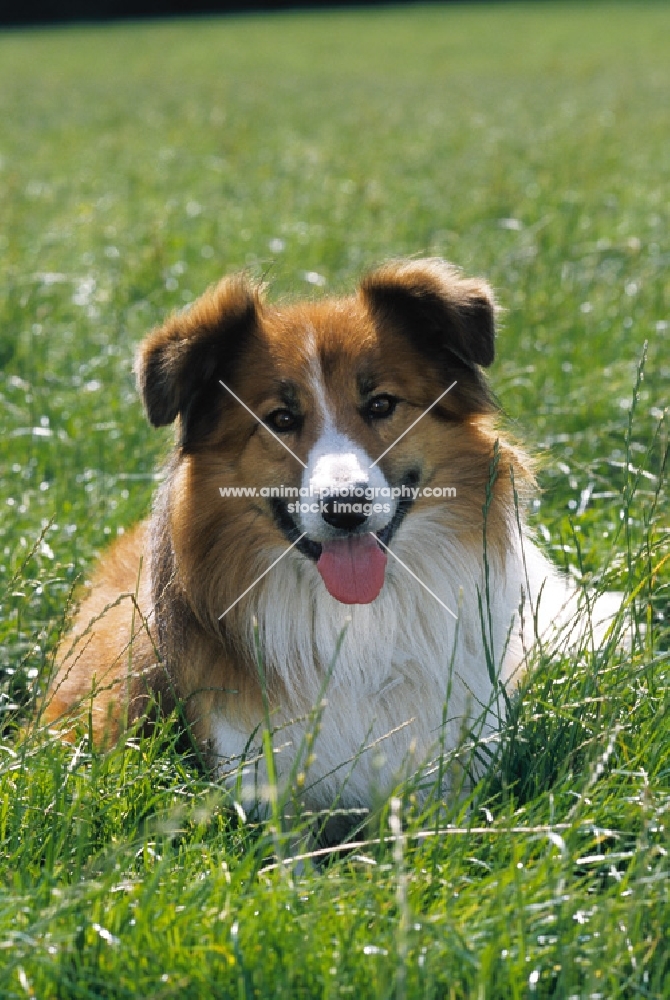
xmin=0 ymin=2 xmax=668 ymax=996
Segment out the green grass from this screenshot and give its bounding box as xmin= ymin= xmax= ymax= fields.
xmin=1 ymin=3 xmax=668 ymax=996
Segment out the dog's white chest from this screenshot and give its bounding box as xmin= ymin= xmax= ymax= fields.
xmin=211 ymin=516 xmax=544 ymax=812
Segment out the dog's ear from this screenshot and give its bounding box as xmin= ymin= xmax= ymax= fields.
xmin=135 ymin=274 xmax=260 ymax=435
xmin=360 ymin=258 xmax=497 ymax=370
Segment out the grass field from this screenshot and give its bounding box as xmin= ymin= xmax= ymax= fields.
xmin=1 ymin=3 xmax=668 ymax=996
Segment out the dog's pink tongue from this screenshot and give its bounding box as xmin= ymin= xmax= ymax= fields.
xmin=317 ymin=535 xmax=387 ymax=605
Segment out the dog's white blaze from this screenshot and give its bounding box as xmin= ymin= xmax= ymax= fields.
xmin=298 ymin=335 xmax=394 ymax=537
xmin=303 ymin=327 xmax=332 ymax=432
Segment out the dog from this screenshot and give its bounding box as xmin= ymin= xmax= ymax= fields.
xmin=44 ymin=258 xmax=617 ymax=822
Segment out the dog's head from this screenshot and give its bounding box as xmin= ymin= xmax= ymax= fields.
xmin=136 ymin=259 xmax=500 ymax=607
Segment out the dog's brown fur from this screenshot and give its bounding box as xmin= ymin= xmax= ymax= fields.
xmin=45 ymin=260 xmax=542 ymax=804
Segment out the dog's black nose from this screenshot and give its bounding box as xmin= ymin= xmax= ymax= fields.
xmin=321 ymin=491 xmax=369 ymax=531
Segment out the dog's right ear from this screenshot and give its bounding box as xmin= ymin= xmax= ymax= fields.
xmin=136 ymin=274 xmax=260 ymax=429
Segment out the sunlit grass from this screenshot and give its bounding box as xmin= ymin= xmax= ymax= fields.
xmin=0 ymin=3 xmax=668 ymax=997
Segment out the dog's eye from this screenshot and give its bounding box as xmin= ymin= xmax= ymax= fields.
xmin=366 ymin=394 xmax=397 ymax=419
xmin=266 ymin=409 xmax=300 ymax=432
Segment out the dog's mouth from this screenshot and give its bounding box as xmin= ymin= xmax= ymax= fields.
xmin=269 ymin=495 xmax=414 ymax=605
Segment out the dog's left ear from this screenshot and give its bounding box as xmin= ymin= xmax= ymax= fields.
xmin=360 ymin=258 xmax=496 ymax=370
